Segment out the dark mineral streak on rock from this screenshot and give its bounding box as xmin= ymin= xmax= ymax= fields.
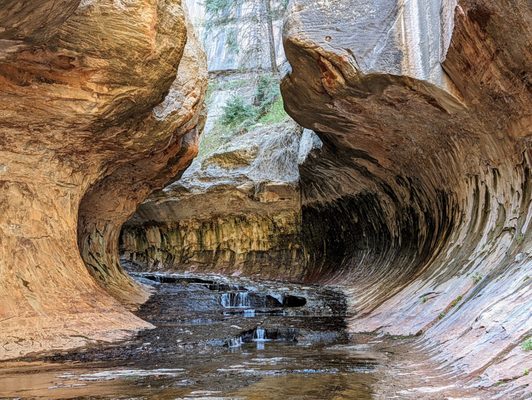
xmin=281 ymin=0 xmax=531 ymax=387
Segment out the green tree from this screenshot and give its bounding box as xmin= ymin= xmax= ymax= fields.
xmin=221 ymin=96 xmax=257 ymax=127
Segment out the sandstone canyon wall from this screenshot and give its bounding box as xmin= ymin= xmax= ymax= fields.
xmin=121 ymin=124 xmax=322 ymax=278
xmin=184 ymin=0 xmax=286 ymax=72
xmin=120 ymin=0 xmax=313 ymax=278
xmin=281 ymin=0 xmax=531 ymax=388
xmin=0 ymin=0 xmax=207 ymax=360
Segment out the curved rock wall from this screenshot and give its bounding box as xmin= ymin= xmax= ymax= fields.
xmin=282 ymin=0 xmax=531 ymax=388
xmin=0 ymin=0 xmax=207 ymax=360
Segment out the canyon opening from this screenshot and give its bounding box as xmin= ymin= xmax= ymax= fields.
xmin=0 ymin=0 xmax=530 ymax=399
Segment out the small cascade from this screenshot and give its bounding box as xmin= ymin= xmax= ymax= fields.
xmin=228 ymin=337 xmax=243 ymax=348
xmin=220 ymin=292 xmax=250 ymax=308
xmin=253 ymin=327 xmax=268 ymax=341
xmin=220 ymin=293 xmax=229 ymax=307
xmin=244 ymin=309 xmax=256 ymax=318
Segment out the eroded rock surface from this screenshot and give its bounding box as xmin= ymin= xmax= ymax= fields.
xmin=121 ymin=123 xmax=321 ymax=279
xmin=0 ymin=0 xmax=207 ymax=360
xmin=281 ymin=0 xmax=531 ymax=393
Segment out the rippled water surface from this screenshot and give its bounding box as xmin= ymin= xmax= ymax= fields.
xmin=0 ymin=272 xmax=388 ymax=399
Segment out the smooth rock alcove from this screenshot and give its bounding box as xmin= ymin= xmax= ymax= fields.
xmin=281 ymin=0 xmax=531 ymax=386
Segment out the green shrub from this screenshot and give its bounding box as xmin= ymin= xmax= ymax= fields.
xmin=258 ymin=96 xmax=289 ymax=124
xmin=522 ymin=337 xmax=532 ymax=351
xmin=226 ymin=28 xmax=239 ymax=53
xmin=449 ymin=295 xmax=463 ymax=308
xmin=205 ymin=0 xmax=241 ymax=14
xmin=221 ymin=96 xmax=257 ymax=127
xmin=219 ymin=77 xmax=288 ymax=129
xmin=471 ymin=273 xmax=482 ymax=284
xmin=201 ymin=74 xmax=290 ymax=159
xmin=255 ymin=75 xmax=279 ymax=109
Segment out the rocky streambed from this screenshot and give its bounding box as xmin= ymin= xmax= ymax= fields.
xmin=0 ymin=271 xmax=505 ymax=399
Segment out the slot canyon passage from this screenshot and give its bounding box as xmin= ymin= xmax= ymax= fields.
xmin=0 ymin=0 xmax=531 ymax=398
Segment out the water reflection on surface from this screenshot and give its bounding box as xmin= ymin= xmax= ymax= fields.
xmin=234 ymin=373 xmax=375 ymax=400
xmin=0 ymin=272 xmax=382 ymax=399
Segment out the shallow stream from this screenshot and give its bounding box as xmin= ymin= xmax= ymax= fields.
xmin=0 ymin=272 xmax=393 ymax=399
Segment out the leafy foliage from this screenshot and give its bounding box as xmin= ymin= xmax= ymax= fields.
xmin=217 ymin=73 xmax=288 ymax=130
xmin=199 ymin=73 xmax=290 ymax=159
xmin=257 ymin=96 xmax=288 ymax=124
xmin=471 ymin=272 xmax=483 ymax=284
xmin=205 ymin=0 xmax=243 ymax=16
xmin=226 ymin=28 xmax=239 ymax=53
xmin=254 ymin=74 xmax=279 ymax=109
xmin=254 ymin=75 xmax=288 ymax=124
xmin=522 ymin=337 xmax=532 ymax=351
xmin=221 ymin=96 xmax=257 ymax=127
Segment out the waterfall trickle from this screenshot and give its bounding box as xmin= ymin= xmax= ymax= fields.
xmin=253 ymin=327 xmax=267 ymax=341
xmin=220 ymin=292 xmax=250 ymax=308
xmin=244 ymin=309 xmax=256 ymax=318
xmin=228 ymin=337 xmax=243 ymax=347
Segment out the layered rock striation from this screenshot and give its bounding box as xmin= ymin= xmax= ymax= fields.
xmin=120 ymin=0 xmax=315 ymax=280
xmin=281 ymin=0 xmax=531 ymax=390
xmin=184 ymin=0 xmax=286 ymax=72
xmin=121 ymin=123 xmax=320 ymax=279
xmin=0 ymin=0 xmax=207 ymax=359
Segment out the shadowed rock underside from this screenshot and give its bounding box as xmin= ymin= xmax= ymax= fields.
xmin=281 ymin=0 xmax=531 ymax=393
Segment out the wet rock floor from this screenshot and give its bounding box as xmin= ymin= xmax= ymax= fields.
xmin=0 ymin=272 xmax=493 ymax=399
